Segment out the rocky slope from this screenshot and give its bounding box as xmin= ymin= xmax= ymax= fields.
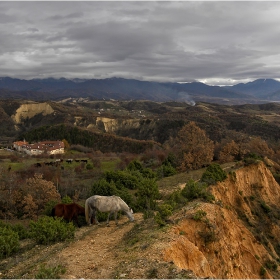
xmin=164 ymin=161 xmax=280 ymax=279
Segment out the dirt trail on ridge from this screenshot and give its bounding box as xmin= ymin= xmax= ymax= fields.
xmin=58 ymin=213 xmax=144 ymax=279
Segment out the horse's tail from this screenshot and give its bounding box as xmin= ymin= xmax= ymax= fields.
xmin=85 ymin=199 xmax=90 ymax=225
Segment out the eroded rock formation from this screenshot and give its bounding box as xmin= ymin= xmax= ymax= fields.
xmin=164 ymin=161 xmax=280 ymax=279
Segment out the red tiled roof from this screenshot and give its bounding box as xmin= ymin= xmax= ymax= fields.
xmin=14 ymin=141 xmax=28 ymax=146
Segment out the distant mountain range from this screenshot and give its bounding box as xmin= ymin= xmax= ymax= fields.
xmin=0 ymin=77 xmax=280 ymax=105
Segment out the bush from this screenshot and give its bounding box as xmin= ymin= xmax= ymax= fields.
xmin=181 ymin=179 xmax=215 ymax=202
xmin=44 ymin=200 xmax=60 ymax=216
xmin=157 ymin=162 xmax=177 ymax=179
xmin=157 ymin=203 xmax=173 ymax=219
xmin=91 ymin=179 xmax=118 ymax=196
xmin=260 ymin=200 xmax=271 ymax=213
xmin=0 ymin=226 xmax=20 ymax=258
xmin=154 ymin=203 xmax=173 ymax=227
xmin=136 ymin=178 xmax=160 ymax=211
xmin=86 ymin=163 xmax=93 ymax=170
xmin=29 ymin=216 xmax=75 ymax=245
xmin=265 ymin=260 xmax=278 ymax=271
xmin=0 ymin=221 xmax=30 ymax=240
xmin=154 ymin=213 xmax=166 ymax=227
xmin=260 ymin=266 xmax=266 ymax=277
xmin=104 ymin=170 xmax=142 ymax=190
xmin=167 ymin=190 xmax=188 ymax=209
xmin=35 ymin=264 xmax=66 ymax=279
xmin=61 ymin=195 xmax=72 ymax=204
xmin=193 ymin=210 xmax=207 ymax=221
xmin=201 ymin=163 xmax=227 ymax=185
xmin=10 ymin=223 xmax=30 ymax=240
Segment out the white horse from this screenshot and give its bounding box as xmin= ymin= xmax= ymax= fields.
xmin=85 ymin=195 xmax=134 ymax=226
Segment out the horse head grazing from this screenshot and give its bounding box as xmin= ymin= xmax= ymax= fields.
xmin=85 ymin=195 xmax=134 ymax=226
xmin=126 ymin=207 xmax=134 ymax=222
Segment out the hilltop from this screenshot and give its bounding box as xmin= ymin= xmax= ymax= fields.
xmin=1 ymin=161 xmax=280 ymax=279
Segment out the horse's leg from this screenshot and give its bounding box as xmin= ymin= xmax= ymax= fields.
xmin=73 ymin=215 xmax=80 ymax=227
xmin=114 ymin=211 xmax=118 ymax=226
xmin=107 ymin=212 xmax=112 ymax=226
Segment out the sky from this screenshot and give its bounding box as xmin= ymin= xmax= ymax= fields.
xmin=1 ymin=1 xmax=280 ymax=86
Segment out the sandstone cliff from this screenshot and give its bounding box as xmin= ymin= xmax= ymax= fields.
xmin=95 ymin=117 xmax=140 ymax=133
xmin=164 ymin=161 xmax=280 ymax=279
xmin=11 ymin=102 xmax=54 ymax=124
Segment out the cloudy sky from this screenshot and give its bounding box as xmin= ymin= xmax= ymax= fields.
xmin=1 ymin=1 xmax=280 ymax=86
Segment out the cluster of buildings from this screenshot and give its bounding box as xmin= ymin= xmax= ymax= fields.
xmin=13 ymin=140 xmax=65 ymax=156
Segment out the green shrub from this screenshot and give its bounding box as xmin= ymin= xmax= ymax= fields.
xmin=260 ymin=266 xmax=266 ymax=277
xmin=265 ymin=260 xmax=278 ymax=271
xmin=0 ymin=221 xmax=30 ymax=240
xmin=35 ymin=264 xmax=66 ymax=279
xmin=127 ymin=160 xmax=157 ymax=179
xmin=193 ymin=210 xmax=207 ymax=221
xmin=143 ymin=210 xmax=154 ymax=219
xmin=136 ymin=178 xmax=160 ymax=210
xmin=10 ymin=223 xmax=30 ymax=240
xmin=147 ymin=268 xmax=158 ymax=278
xmin=244 ymin=153 xmax=263 ymax=166
xmin=86 ymin=163 xmax=93 ymax=170
xmin=181 ymin=179 xmax=215 ymax=202
xmin=260 ymin=200 xmax=271 ymax=213
xmin=44 ymin=200 xmax=60 ymax=216
xmin=157 ymin=162 xmax=177 ymax=179
xmin=29 ymin=216 xmax=75 ymax=245
xmin=201 ymin=163 xmax=227 ymax=185
xmin=154 ymin=213 xmax=166 ymax=227
xmin=0 ymin=226 xmax=20 ymax=258
xmin=61 ymin=195 xmax=72 ymax=204
xmin=167 ymin=190 xmax=188 ymax=209
xmin=157 ymin=203 xmax=173 ymax=219
xmin=154 ymin=203 xmax=173 ymax=227
xmin=104 ymin=170 xmax=141 ymax=190
xmin=91 ymin=178 xmax=118 ymax=196
xmin=198 ymin=228 xmax=217 ymax=245
xmin=229 ymin=171 xmax=237 ymax=182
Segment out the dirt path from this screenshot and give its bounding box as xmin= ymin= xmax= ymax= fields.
xmin=58 ymin=213 xmax=144 ymax=279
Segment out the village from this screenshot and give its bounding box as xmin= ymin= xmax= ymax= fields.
xmin=13 ymin=140 xmax=65 ymax=156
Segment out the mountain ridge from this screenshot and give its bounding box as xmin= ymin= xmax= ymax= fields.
xmin=1 ymin=77 xmax=280 ymax=105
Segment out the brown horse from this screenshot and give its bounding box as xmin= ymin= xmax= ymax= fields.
xmin=51 ymin=203 xmax=85 ymax=227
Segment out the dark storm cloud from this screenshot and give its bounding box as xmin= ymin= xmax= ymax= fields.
xmin=1 ymin=1 xmax=280 ymax=85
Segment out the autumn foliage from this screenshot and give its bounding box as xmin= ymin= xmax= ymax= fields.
xmin=0 ymin=173 xmax=61 ymax=219
xmin=172 ymin=122 xmax=214 ymax=171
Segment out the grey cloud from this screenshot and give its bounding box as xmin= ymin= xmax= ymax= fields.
xmin=1 ymin=1 xmax=280 ymax=85
xmin=27 ymin=28 xmax=39 ymax=33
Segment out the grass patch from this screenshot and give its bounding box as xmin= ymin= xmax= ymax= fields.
xmin=101 ymin=158 xmax=121 ymax=171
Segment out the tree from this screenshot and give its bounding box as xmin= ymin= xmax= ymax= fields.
xmin=173 ymin=122 xmax=214 ymax=171
xmin=218 ymin=140 xmax=239 ymax=163
xmin=201 ymin=163 xmax=227 ymax=185
xmin=12 ymin=174 xmax=61 ymax=219
xmin=136 ymin=178 xmax=159 ymax=211
xmin=62 ymin=139 xmax=70 ymax=150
